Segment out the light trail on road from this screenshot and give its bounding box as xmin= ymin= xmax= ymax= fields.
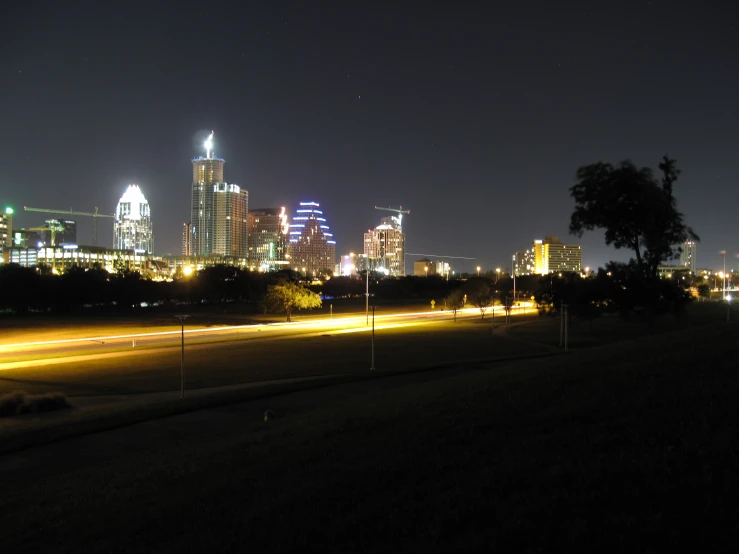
xmin=0 ymin=304 xmax=535 ymax=351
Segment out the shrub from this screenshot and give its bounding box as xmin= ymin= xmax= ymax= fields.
xmin=0 ymin=390 xmax=70 ymax=417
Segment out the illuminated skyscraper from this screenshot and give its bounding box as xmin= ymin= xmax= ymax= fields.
xmin=212 ymin=183 xmax=248 ymax=256
xmin=182 ymin=222 xmax=192 ymax=256
xmin=248 ymin=207 xmax=289 ymax=271
xmin=1 ymin=207 xmax=13 ymax=248
xmin=288 ymin=201 xmax=336 ymax=276
xmin=363 ymin=216 xmax=405 ymax=276
xmin=680 ymin=240 xmax=697 ymax=273
xmin=114 ymin=184 xmax=153 ymax=253
xmin=189 ymin=131 xmax=247 ymax=256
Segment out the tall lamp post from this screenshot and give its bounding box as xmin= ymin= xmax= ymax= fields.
xmin=477 ymin=266 xmax=481 ymax=277
xmin=366 ymin=269 xmax=370 ymax=325
xmin=492 ymin=268 xmax=501 ymax=335
xmin=174 ymin=314 xmax=190 ymax=399
xmin=512 ymin=254 xmax=516 ymax=307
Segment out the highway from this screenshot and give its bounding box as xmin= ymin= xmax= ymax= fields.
xmin=0 ymin=305 xmax=539 ymax=396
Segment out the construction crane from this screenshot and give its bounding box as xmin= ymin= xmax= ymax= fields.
xmin=374 ymin=206 xmax=411 ymax=275
xmin=374 ymin=206 xmax=410 ymax=232
xmin=26 ymin=223 xmax=65 ymax=270
xmin=24 ymin=206 xmax=115 ymax=246
xmin=26 ymin=223 xmax=65 ymax=248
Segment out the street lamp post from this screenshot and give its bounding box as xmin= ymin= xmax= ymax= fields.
xmin=370 ymin=306 xmax=376 ymax=370
xmin=174 ymin=314 xmax=190 ymax=399
xmin=477 ymin=266 xmax=481 ymax=277
xmin=366 ymin=269 xmax=370 ymax=325
xmin=491 ymin=268 xmax=501 ymax=335
xmin=512 ymin=255 xmax=516 ymax=309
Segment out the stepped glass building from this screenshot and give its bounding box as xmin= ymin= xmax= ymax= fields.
xmin=287 ymin=201 xmax=336 ymax=276
xmin=114 ymin=184 xmax=153 ymax=253
xmin=189 ymin=132 xmax=248 ymax=256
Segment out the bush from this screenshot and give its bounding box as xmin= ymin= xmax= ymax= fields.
xmin=0 ymin=390 xmax=70 ymax=417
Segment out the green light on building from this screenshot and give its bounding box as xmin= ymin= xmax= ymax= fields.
xmin=5 ymin=207 xmax=13 ymax=215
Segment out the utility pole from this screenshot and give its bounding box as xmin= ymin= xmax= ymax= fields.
xmin=559 ymin=302 xmax=564 ymax=347
xmin=370 ymin=306 xmax=376 ymax=370
xmin=512 ymin=254 xmax=516 ymax=312
xmin=174 ymin=315 xmax=190 ymax=398
xmin=366 ymin=270 xmax=369 ymax=325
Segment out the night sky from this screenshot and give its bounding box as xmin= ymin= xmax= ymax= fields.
xmin=2 ymin=1 xmax=737 ymax=273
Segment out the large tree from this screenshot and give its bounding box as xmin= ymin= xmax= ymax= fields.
xmin=266 ymin=282 xmax=322 ymax=322
xmin=569 ymin=156 xmax=698 ymax=282
xmin=443 ymin=289 xmax=465 ymax=322
xmin=463 ymin=278 xmax=494 ymax=319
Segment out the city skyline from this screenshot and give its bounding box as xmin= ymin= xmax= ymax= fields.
xmin=1 ymin=2 xmax=737 ymax=272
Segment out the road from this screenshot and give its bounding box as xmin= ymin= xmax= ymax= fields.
xmin=0 ymin=305 xmax=540 ymax=396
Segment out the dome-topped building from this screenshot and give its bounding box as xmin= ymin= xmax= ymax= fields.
xmin=114 ymin=184 xmax=153 ymax=253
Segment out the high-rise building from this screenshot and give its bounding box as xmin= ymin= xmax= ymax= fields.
xmin=680 ymin=240 xmax=697 ymax=273
xmin=1 ymin=207 xmax=13 ymax=248
xmin=514 ymin=248 xmax=535 ymax=276
xmin=182 ymin=222 xmax=193 ymax=256
xmin=114 ymin=184 xmax=153 ymax=253
xmin=189 ymin=131 xmax=248 ymax=256
xmin=248 ymin=207 xmax=289 ymax=271
xmin=287 ymin=201 xmax=336 ymax=276
xmin=533 ymin=236 xmax=582 ymax=274
xmin=363 ymin=216 xmax=406 ymax=276
xmin=212 ymin=183 xmax=248 ymax=256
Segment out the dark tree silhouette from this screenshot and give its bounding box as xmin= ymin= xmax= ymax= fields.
xmin=462 ymin=278 xmax=494 ymax=319
xmin=444 ymin=289 xmax=465 ymax=322
xmin=569 ymin=156 xmax=698 ymax=282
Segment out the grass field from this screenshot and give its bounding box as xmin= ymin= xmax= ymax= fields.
xmin=1 ymin=313 xmax=737 ymax=552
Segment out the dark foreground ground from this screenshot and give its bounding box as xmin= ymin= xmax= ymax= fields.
xmin=1 ymin=317 xmax=738 ymax=553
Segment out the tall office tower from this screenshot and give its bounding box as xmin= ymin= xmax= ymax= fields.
xmin=212 ymin=183 xmax=248 ymax=256
xmin=680 ymin=240 xmax=697 ymax=273
xmin=287 ymin=201 xmax=336 ymax=276
xmin=189 ymin=131 xmax=248 ymax=256
xmin=363 ymin=216 xmax=405 ymax=276
xmin=1 ymin=207 xmax=13 ymax=248
xmin=182 ymin=222 xmax=193 ymax=256
xmin=248 ymin=207 xmax=289 ymax=271
xmin=533 ymin=236 xmax=582 ymax=274
xmin=114 ymin=184 xmax=154 ymax=253
xmin=190 ymin=131 xmax=224 ymax=255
